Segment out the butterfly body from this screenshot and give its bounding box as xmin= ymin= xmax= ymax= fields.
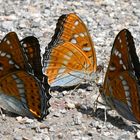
xmin=43 ymin=13 xmax=97 ymax=87
xmin=102 ymin=29 xmax=140 ymax=123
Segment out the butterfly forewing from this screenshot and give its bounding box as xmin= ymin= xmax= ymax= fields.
xmin=20 ymin=36 xmax=43 ymax=81
xmin=47 ymin=13 xmax=96 ymax=71
xmin=0 ymin=32 xmax=29 ymax=70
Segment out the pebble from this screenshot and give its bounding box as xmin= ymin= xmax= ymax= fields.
xmin=14 ymin=136 xmax=22 ymax=140
xmin=16 ymin=116 xmax=23 ymax=122
xmin=66 ymin=102 xmax=75 ymax=109
xmin=136 ymin=131 xmax=140 ymax=139
xmin=73 ymin=113 xmax=82 ymax=125
xmin=59 ymin=109 xmax=67 ymax=114
xmin=25 ymin=118 xmax=34 ymax=124
xmin=86 ymin=86 xmax=94 ymax=91
xmin=53 ymin=112 xmax=61 ymax=117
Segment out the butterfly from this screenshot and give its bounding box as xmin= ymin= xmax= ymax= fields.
xmin=43 ymin=13 xmax=97 ymax=87
xmin=0 ymin=32 xmax=50 ymax=120
xmin=102 ymin=29 xmax=140 ymax=123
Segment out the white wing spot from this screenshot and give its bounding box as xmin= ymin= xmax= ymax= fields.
xmin=0 ymin=67 xmax=3 ymax=70
xmin=79 ymin=33 xmax=85 ymax=37
xmin=15 ymin=79 xmax=22 ymax=84
xmin=109 ymin=66 xmax=116 ymax=71
xmin=74 ymin=20 xmax=79 ymax=26
xmin=23 ymin=43 xmax=27 ymax=48
xmin=1 ymin=52 xmax=6 ymax=56
xmin=6 ymin=40 xmax=10 ymax=45
xmin=114 ymin=49 xmax=119 ymax=56
xmin=124 ymin=85 xmax=129 ymax=91
xmin=17 ymin=84 xmax=24 ymax=88
xmin=118 ymin=53 xmax=122 ymax=58
xmin=9 ymin=60 xmax=14 ymax=65
xmin=82 ymin=47 xmax=91 ymax=51
xmin=67 ymin=52 xmax=73 ymax=57
xmin=125 ymin=90 xmax=130 ymax=98
xmin=119 ymin=75 xmax=124 ymax=80
xmin=18 ymin=88 xmax=25 ymax=94
xmin=71 ymin=38 xmax=77 ymax=44
xmin=118 ymin=36 xmax=122 ymax=43
xmin=6 ymin=54 xmax=11 ymax=58
xmin=119 ymin=60 xmax=123 ymax=64
xmin=123 ymin=65 xmax=126 ymax=70
xmin=63 ymin=60 xmax=68 ymax=65
xmin=74 ymin=34 xmax=79 ymax=38
xmin=15 ymin=64 xmax=20 ymax=69
xmin=122 ymin=80 xmax=127 ymax=85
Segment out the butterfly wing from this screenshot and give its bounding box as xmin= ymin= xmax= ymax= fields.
xmin=43 ymin=42 xmax=93 ymax=87
xmin=20 ymin=36 xmax=50 ymax=93
xmin=102 ymin=29 xmax=140 ymax=122
xmin=0 ymin=32 xmax=31 ymax=71
xmin=20 ymin=36 xmax=43 ymax=80
xmin=0 ymin=32 xmax=50 ymax=119
xmin=43 ymin=13 xmax=96 ymax=87
xmin=0 ymin=71 xmax=48 ymax=119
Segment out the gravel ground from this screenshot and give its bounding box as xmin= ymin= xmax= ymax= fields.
xmin=0 ymin=0 xmax=140 ymax=140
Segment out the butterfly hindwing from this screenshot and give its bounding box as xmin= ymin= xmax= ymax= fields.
xmin=44 ymin=42 xmax=93 ymax=87
xmin=0 ymin=71 xmax=48 ymax=119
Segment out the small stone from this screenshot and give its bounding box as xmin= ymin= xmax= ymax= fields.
xmin=87 ymin=131 xmax=93 ymax=136
xmin=60 ymin=109 xmax=67 ymax=114
xmin=103 ymin=131 xmax=111 ymax=137
xmin=66 ymin=102 xmax=75 ymax=109
xmin=32 ymin=136 xmax=42 ymax=140
xmin=71 ymin=131 xmax=79 ymax=136
xmin=62 ymin=91 xmax=68 ymax=95
xmin=53 ymin=112 xmax=61 ymax=117
xmin=136 ymin=131 xmax=140 ymax=139
xmin=13 ymin=135 xmax=22 ymax=140
xmin=25 ymin=118 xmax=34 ymax=124
xmin=57 ymin=133 xmax=63 ymax=139
xmin=77 ymin=89 xmax=85 ymax=94
xmin=16 ymin=116 xmax=23 ymax=122
xmin=87 ymin=86 xmax=94 ymax=91
xmin=22 ymin=136 xmax=30 ymax=140
xmin=73 ymin=113 xmax=82 ymax=125
xmin=35 ymin=127 xmax=41 ymax=133
xmin=49 ymin=127 xmax=55 ymax=132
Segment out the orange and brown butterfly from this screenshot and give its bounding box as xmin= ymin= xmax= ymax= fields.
xmin=0 ymin=32 xmax=50 ymax=120
xmin=43 ymin=13 xmax=97 ymax=87
xmin=102 ymin=29 xmax=140 ymax=123
xmin=20 ymin=36 xmax=50 ymax=93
